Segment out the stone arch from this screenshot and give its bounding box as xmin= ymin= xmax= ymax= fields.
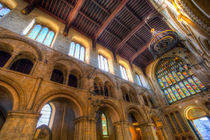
xmin=92 ymin=72 xmax=115 ymax=86
xmin=126 ymin=105 xmax=146 ymax=124
xmin=68 ymin=69 xmax=82 ymax=88
xmin=0 ymin=42 xmax=14 ymax=54
xmin=50 ymin=57 xmax=85 ymax=75
xmin=96 ymin=100 xmax=122 ymax=123
xmin=0 ymin=36 xmax=43 ymax=61
xmin=33 ymin=90 xmax=85 ymax=118
xmin=0 ymin=74 xmax=26 ymax=110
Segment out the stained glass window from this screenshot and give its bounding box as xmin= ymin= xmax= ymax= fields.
xmin=27 ymin=24 xmax=55 ymax=47
xmin=98 ymin=54 xmax=109 ymax=72
xmin=120 ymin=65 xmax=128 ymax=80
xmin=0 ymin=3 xmax=10 ymax=19
xmin=69 ymin=42 xmax=85 ymax=62
xmin=156 ymin=57 xmax=205 ymax=104
xmin=37 ymin=104 xmax=52 ymax=128
xmin=101 ymin=113 xmax=108 ymax=136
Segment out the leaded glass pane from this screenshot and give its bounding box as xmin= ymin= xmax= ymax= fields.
xmin=183 ymin=80 xmax=196 ymax=94
xmin=36 ymin=27 xmax=49 ymax=43
xmin=44 ymin=31 xmax=54 ymax=46
xmin=156 ymin=57 xmax=205 ymax=104
xmin=187 ymin=78 xmax=201 ymax=93
xmin=0 ymin=7 xmax=10 ymax=18
xmin=69 ymin=42 xmax=75 ymax=56
xmin=136 ymin=74 xmax=142 ymax=86
xmin=167 ymin=88 xmax=177 ymax=102
xmin=80 ymin=46 xmax=85 ymax=61
xmin=28 ymin=25 xmax=42 ymax=40
xmin=37 ymin=104 xmax=52 ymax=128
xmin=75 ymin=44 xmax=80 ymax=59
xmin=0 ymin=3 xmax=2 ymax=8
xmin=192 ymin=76 xmax=205 ymax=89
xmin=101 ymin=113 xmax=108 ymax=136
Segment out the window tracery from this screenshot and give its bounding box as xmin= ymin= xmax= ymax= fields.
xmin=98 ymin=54 xmax=109 ymax=72
xmin=69 ymin=42 xmax=85 ymax=62
xmin=37 ymin=104 xmax=52 ymax=128
xmin=26 ymin=24 xmax=55 ymax=47
xmin=156 ymin=57 xmax=205 ymax=104
xmin=120 ymin=65 xmax=128 ymax=80
xmin=0 ymin=3 xmax=10 ymax=19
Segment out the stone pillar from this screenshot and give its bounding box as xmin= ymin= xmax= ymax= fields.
xmin=74 ymin=117 xmax=96 ymax=140
xmin=0 ymin=111 xmax=40 ymax=140
xmin=113 ymin=121 xmax=132 ymax=140
xmin=3 ymin=53 xmax=17 ymax=68
xmin=139 ymin=123 xmax=158 ymax=140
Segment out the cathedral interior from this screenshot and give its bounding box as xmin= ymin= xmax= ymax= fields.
xmin=0 ymin=0 xmax=209 ymax=140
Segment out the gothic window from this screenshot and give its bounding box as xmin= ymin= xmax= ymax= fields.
xmin=0 ymin=3 xmax=10 ymax=19
xmin=27 ymin=24 xmax=55 ymax=47
xmin=0 ymin=51 xmax=11 ymax=67
xmin=98 ymin=54 xmax=109 ymax=72
xmin=68 ymin=74 xmax=78 ymax=88
xmin=120 ymin=65 xmax=128 ymax=80
xmin=37 ymin=104 xmax=52 ymax=128
xmin=50 ymin=69 xmax=64 ymax=84
xmin=136 ymin=73 xmax=142 ymax=86
xmin=69 ymin=42 xmax=85 ymax=62
xmin=101 ymin=113 xmax=108 ymax=136
xmin=156 ymin=57 xmax=205 ymax=104
xmin=10 ymin=59 xmax=34 ymax=74
xmin=94 ymin=78 xmax=103 ymax=95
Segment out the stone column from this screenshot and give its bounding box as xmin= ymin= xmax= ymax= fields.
xmin=0 ymin=111 xmax=40 ymax=140
xmin=113 ymin=121 xmax=132 ymax=140
xmin=3 ymin=52 xmax=17 ymax=68
xmin=74 ymin=117 xmax=96 ymax=140
xmin=139 ymin=123 xmax=158 ymax=140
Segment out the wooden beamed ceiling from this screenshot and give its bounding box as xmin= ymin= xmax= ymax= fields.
xmin=25 ymin=0 xmax=171 ymax=69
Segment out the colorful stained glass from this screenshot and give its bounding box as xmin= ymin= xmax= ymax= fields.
xmin=164 ymin=90 xmax=173 ymax=103
xmin=162 ymin=77 xmax=169 ymax=87
xmin=183 ymin=80 xmax=196 ymax=94
xmin=156 ymin=57 xmax=205 ymax=104
xmin=171 ymin=86 xmax=181 ymax=100
xmin=177 ymin=72 xmax=184 ymax=79
xmin=158 ymin=78 xmax=165 ymax=89
xmin=182 ymin=71 xmax=189 ymax=77
xmin=192 ymin=76 xmax=205 ymax=89
xmin=172 ymin=71 xmax=180 ymax=82
xmin=187 ymin=78 xmax=201 ymax=93
xmin=167 ymin=88 xmax=177 ymax=102
xmin=101 ymin=113 xmax=108 ymax=136
xmin=165 ymin=75 xmax=172 ymax=85
xmin=168 ymin=73 xmax=176 ymax=84
xmin=175 ymin=84 xmax=186 ymax=98
xmin=178 ymin=82 xmax=191 ymax=96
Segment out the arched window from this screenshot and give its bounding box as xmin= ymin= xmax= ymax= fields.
xmin=50 ymin=69 xmax=64 ymax=84
xmin=156 ymin=57 xmax=205 ymax=104
xmin=98 ymin=54 xmax=109 ymax=72
xmin=0 ymin=3 xmax=10 ymax=19
xmin=101 ymin=113 xmax=108 ymax=136
xmin=37 ymin=104 xmax=52 ymax=128
xmin=104 ymin=82 xmax=112 ymax=97
xmin=27 ymin=24 xmax=55 ymax=47
xmin=10 ymin=59 xmax=34 ymax=74
xmin=120 ymin=65 xmax=128 ymax=80
xmin=68 ymin=74 xmax=78 ymax=88
xmin=0 ymin=51 xmax=11 ymax=67
xmin=69 ymin=42 xmax=85 ymax=62
xmin=136 ymin=73 xmax=142 ymax=86
xmin=94 ymin=78 xmax=103 ymax=95
xmin=187 ymin=108 xmax=210 ymax=140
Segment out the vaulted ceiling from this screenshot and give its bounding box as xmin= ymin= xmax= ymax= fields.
xmin=25 ymin=0 xmax=171 ymax=69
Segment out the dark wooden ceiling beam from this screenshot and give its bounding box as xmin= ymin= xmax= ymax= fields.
xmin=90 ymin=0 xmax=111 ymax=14
xmin=130 ymin=42 xmax=150 ymax=63
xmin=115 ymin=11 xmax=153 ymax=53
xmin=94 ymin=0 xmax=128 ymax=40
xmin=64 ymin=0 xmax=85 ymax=35
xmin=21 ymin=0 xmax=41 ymax=15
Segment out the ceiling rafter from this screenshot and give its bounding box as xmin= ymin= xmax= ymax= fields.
xmin=94 ymin=0 xmax=128 ymax=40
xmin=64 ymin=0 xmax=85 ymax=35
xmin=90 ymin=0 xmax=111 ymax=15
xmin=115 ymin=11 xmax=154 ymax=53
xmin=130 ymin=42 xmax=150 ymax=63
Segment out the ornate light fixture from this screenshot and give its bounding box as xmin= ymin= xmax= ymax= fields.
xmin=149 ymin=29 xmax=178 ymax=58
